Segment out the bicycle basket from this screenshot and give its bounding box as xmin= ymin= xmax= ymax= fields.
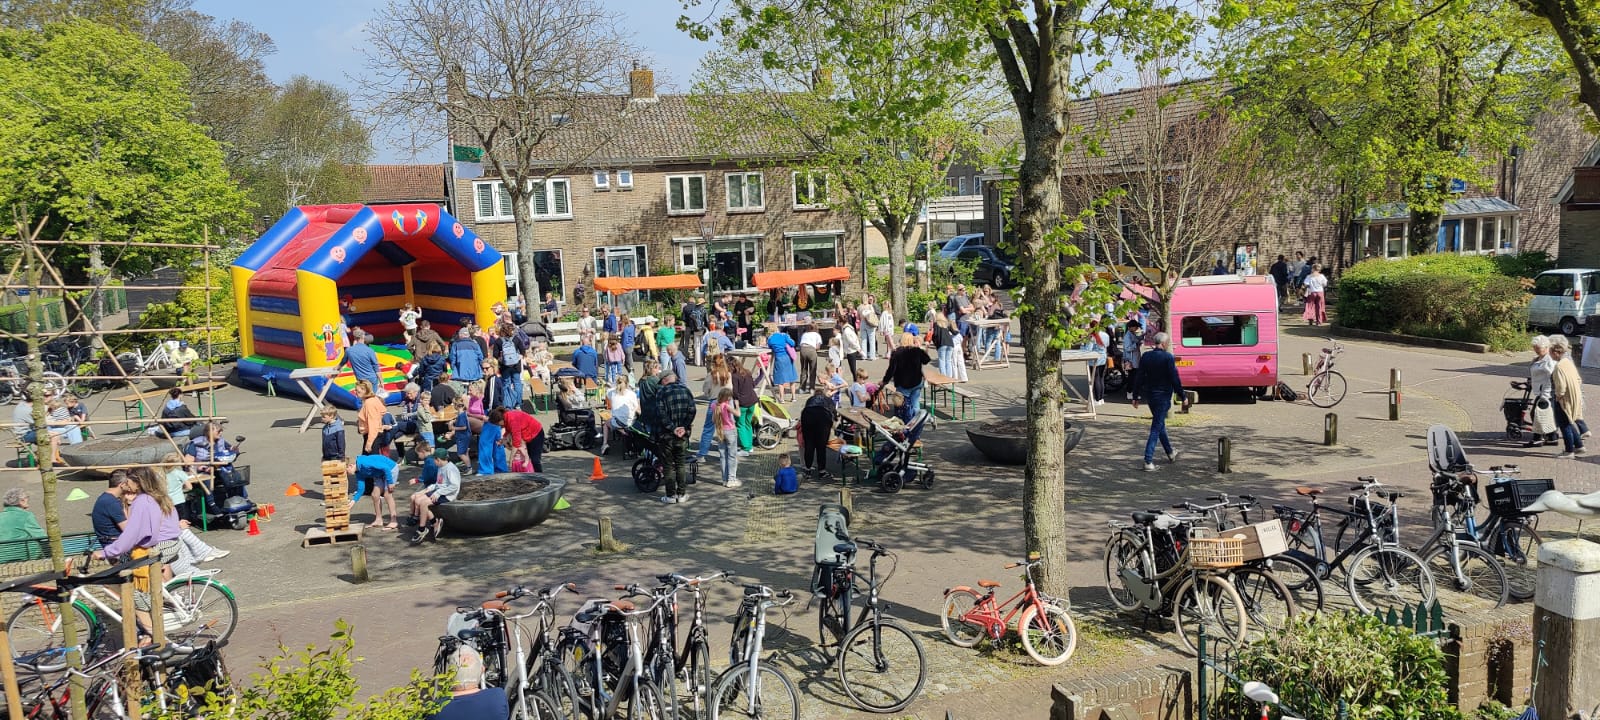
xmin=1186 ymin=536 xmax=1244 ymax=569
xmin=1486 ymin=478 xmax=1556 ymax=517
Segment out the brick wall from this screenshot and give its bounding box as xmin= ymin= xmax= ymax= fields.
xmin=456 ymin=163 xmax=865 ymax=303
xmin=1560 ymin=209 xmax=1600 ymax=267
xmin=1512 ymin=107 xmax=1595 ymax=256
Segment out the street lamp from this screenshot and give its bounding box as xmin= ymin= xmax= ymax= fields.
xmin=698 ymin=215 xmax=717 ymax=287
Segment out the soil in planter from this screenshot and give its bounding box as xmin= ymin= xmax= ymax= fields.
xmin=979 ymin=419 xmax=1030 ymax=436
xmin=457 ymin=475 xmax=548 ymax=502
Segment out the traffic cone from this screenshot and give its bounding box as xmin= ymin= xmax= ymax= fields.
xmin=588 ymin=457 xmax=606 ymax=482
xmin=246 ymin=516 xmax=260 ymax=536
xmin=284 ymin=483 xmax=305 ymax=497
xmin=553 ymin=497 xmax=571 ymax=511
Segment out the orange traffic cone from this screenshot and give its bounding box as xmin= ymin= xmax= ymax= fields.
xmin=247 ymin=516 xmax=260 ymax=536
xmin=588 ymin=457 xmax=606 ymax=482
xmin=284 ymin=483 xmax=305 ymax=497
xmin=257 ymin=503 xmax=275 ymax=521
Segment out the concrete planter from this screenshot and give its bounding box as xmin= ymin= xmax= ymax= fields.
xmin=966 ymin=421 xmax=1085 ymax=465
xmin=58 ymin=435 xmax=173 ymax=477
xmin=433 ymin=474 xmax=567 ymax=536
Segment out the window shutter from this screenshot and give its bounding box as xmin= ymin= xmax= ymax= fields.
xmin=532 ymin=181 xmax=549 ymax=216
xmin=553 ymin=180 xmax=569 ymax=215
xmin=476 ymin=183 xmax=495 ymax=219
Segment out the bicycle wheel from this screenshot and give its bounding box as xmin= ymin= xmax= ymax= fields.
xmin=1171 ymin=574 xmax=1248 ymax=655
xmin=40 ymin=372 xmax=66 ymax=398
xmin=1496 ymin=520 xmax=1543 ymax=601
xmin=649 ymin=648 xmax=679 ymax=720
xmin=1422 ymin=544 xmax=1508 ymax=608
xmin=1102 ymin=532 xmax=1151 ymax=612
xmin=1307 ymin=371 xmax=1346 ymax=408
xmin=556 ymin=635 xmax=599 ymax=720
xmin=1345 ymin=546 xmax=1435 ymax=613
xmin=1017 ymin=602 xmax=1078 ymax=666
xmin=623 ymin=677 xmax=670 ymax=720
xmin=939 ymin=589 xmax=984 ymax=648
xmin=162 ymin=576 xmax=237 ymax=648
xmin=836 ymin=619 xmax=926 ymax=713
xmin=709 ymin=665 xmax=798 ymax=720
xmin=7 ymin=598 xmax=96 ymax=672
xmin=1227 ymin=567 xmax=1296 ymax=639
xmin=816 ymin=583 xmax=846 ymax=647
xmin=633 ymin=459 xmax=662 ymax=494
xmin=521 ymin=688 xmax=562 ymax=720
xmin=754 ymin=425 xmax=780 ymax=450
xmin=1257 ymin=556 xmax=1324 ymax=613
xmin=533 ymin=657 xmax=582 ymax=720
xmin=684 ymin=639 xmax=714 ymax=719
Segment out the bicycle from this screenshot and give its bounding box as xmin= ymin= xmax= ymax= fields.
xmin=939 ymin=553 xmax=1078 ymax=666
xmin=1103 ymin=511 xmax=1249 ymax=654
xmin=711 ymin=583 xmax=799 ymax=720
xmin=1167 ymin=496 xmax=1305 ymax=633
xmin=1271 ymin=478 xmax=1436 ymax=613
xmin=634 ymin=571 xmax=728 ymax=720
xmin=1412 ymin=473 xmax=1509 ymax=608
xmin=1305 ymin=338 xmax=1346 ymax=408
xmin=1476 ymin=465 xmax=1545 ymax=600
xmin=117 ymin=341 xmax=174 ymax=375
xmin=8 ymin=553 xmax=238 ymax=673
xmin=16 ymin=640 xmax=230 ymax=719
xmin=814 ymin=539 xmax=927 ymax=713
xmin=558 ymin=593 xmax=670 ymax=720
xmin=433 ymin=583 xmax=578 ymax=720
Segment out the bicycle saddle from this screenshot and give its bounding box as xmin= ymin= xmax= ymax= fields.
xmin=1131 ymin=511 xmax=1181 ymax=530
xmin=977 ymin=580 xmax=1001 ymax=589
xmin=607 ymin=599 xmax=635 ymax=613
xmin=480 ymin=600 xmax=507 ymax=612
xmin=833 ymin=542 xmax=857 ymax=556
xmin=1295 ymin=486 xmax=1324 ymax=496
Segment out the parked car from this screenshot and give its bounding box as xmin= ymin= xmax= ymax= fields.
xmin=937 ymin=233 xmax=987 ymax=259
xmin=950 ymin=245 xmax=1016 ymax=289
xmin=1525 ymin=269 xmax=1600 ymax=336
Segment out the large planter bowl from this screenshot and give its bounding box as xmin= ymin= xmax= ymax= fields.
xmin=966 ymin=421 xmax=1085 ymax=465
xmin=59 ymin=435 xmax=175 ymax=477
xmin=433 ymin=473 xmax=566 ymax=536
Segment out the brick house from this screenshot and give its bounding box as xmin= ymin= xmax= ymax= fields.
xmin=449 ymin=68 xmax=864 ymax=307
xmin=980 ymin=82 xmax=1597 ymax=273
xmin=1554 ymin=142 xmax=1600 ymax=267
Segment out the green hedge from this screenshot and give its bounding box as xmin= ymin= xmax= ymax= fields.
xmin=1336 ymin=255 xmax=1528 ymax=350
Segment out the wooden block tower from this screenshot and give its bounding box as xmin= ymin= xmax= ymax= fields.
xmin=321 ymin=460 xmax=349 ymax=531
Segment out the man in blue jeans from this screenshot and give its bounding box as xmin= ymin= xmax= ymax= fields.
xmin=1131 ymin=331 xmax=1188 ymax=471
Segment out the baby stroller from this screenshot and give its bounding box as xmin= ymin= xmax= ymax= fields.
xmin=870 ymin=409 xmax=933 ymax=494
xmin=546 ymin=407 xmax=597 ymax=451
xmin=1501 ymin=380 xmax=1535 ymax=440
xmin=753 ymin=394 xmax=798 ymax=450
xmin=626 ymin=426 xmax=669 ymax=494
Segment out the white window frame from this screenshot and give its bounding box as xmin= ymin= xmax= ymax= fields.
xmin=667 ymin=174 xmax=707 ymax=215
xmin=958 ymin=177 xmax=969 ymax=195
xmin=473 ymin=180 xmax=515 ymax=223
xmin=793 ymin=171 xmax=829 ymax=209
xmin=725 ymin=171 xmax=765 ymax=212
xmin=617 ymin=169 xmax=634 ymax=189
xmin=786 ymin=232 xmax=842 ymax=270
xmin=593 ymin=170 xmax=609 ymax=190
xmin=528 ymin=178 xmax=572 ymax=220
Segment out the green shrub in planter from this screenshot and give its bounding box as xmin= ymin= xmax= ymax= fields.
xmin=1491 ymin=251 xmax=1555 ymax=279
xmin=1336 ymin=255 xmax=1528 ymax=350
xmin=1211 ymin=612 xmax=1463 ymax=720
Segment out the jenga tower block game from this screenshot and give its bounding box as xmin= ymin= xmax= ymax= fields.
xmin=321 ymin=460 xmax=349 ymax=531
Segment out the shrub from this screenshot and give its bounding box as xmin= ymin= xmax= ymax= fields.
xmin=1491 ymin=251 xmax=1555 ymax=279
xmin=1336 ymin=255 xmax=1528 ymax=350
xmin=1211 ymin=612 xmax=1463 ymax=720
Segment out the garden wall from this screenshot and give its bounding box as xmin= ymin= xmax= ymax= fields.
xmin=1050 ymin=605 xmax=1538 ymax=720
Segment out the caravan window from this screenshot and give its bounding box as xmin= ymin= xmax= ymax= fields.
xmin=1180 ymin=315 xmax=1259 ymax=347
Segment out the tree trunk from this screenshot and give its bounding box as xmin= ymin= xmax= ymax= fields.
xmin=883 ymin=216 xmax=911 ymax=321
xmin=1015 ymin=119 xmax=1072 ymax=604
xmin=512 ymin=200 xmax=542 ymax=309
xmin=1408 ymin=208 xmax=1441 ymax=257
xmin=1518 ymin=0 xmax=1600 ymax=126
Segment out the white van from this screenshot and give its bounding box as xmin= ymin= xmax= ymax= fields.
xmin=1526 ymin=269 xmax=1600 ymax=336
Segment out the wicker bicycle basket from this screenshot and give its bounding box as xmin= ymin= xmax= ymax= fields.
xmin=1187 ymin=536 xmax=1245 ymax=569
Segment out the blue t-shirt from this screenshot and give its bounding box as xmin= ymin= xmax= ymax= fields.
xmin=773 ymin=466 xmax=798 ymax=494
xmin=343 ymin=344 xmax=382 ymax=385
xmin=428 ymin=688 xmax=509 ymax=720
xmin=90 ymin=492 xmax=124 ymax=545
xmin=353 ymin=453 xmax=398 ymax=486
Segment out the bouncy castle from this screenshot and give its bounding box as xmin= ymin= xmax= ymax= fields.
xmin=230 ymin=203 xmax=506 ymax=409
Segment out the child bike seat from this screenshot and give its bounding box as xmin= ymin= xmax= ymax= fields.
xmin=978 ymin=580 xmax=1001 ymax=589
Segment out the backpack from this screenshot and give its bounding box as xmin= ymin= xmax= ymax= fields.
xmin=1276 ymin=382 xmax=1298 ymax=402
xmin=683 ymin=304 xmax=704 ymax=333
xmin=500 ymin=337 xmax=522 ymax=366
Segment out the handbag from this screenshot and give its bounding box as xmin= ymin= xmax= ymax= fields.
xmin=1533 ymin=397 xmax=1557 ymax=435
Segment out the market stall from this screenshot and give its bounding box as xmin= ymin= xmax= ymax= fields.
xmin=751 ymin=266 xmax=851 ymax=341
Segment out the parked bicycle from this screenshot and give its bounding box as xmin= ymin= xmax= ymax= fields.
xmin=1476 ymin=465 xmax=1546 ymax=600
xmin=1165 ymin=496 xmax=1304 ymax=634
xmin=711 ymin=583 xmax=799 ymax=720
xmin=558 ymin=593 xmax=670 ymax=720
xmin=116 ymin=340 xmax=175 ymax=375
xmin=1413 ymin=473 xmax=1509 ymax=608
xmin=814 ymin=539 xmax=927 ymax=713
xmin=1103 ymin=511 xmax=1249 ymax=654
xmin=634 ymin=571 xmax=728 ymax=720
xmin=1271 ymin=477 xmax=1436 ymax=613
xmin=432 ymin=583 xmax=577 ymax=720
xmin=1305 ymin=338 xmax=1346 ymax=408
xmin=939 ymin=553 xmax=1078 ymax=666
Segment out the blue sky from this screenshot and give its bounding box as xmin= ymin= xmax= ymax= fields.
xmin=192 ymin=0 xmax=712 ymax=163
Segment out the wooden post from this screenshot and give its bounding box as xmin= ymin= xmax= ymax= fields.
xmin=1303 ymin=353 xmax=1314 ymax=375
xmin=598 ymin=516 xmax=620 ymax=553
xmin=838 ymin=488 xmax=853 ymax=517
xmin=351 ymin=545 xmax=369 ymax=583
xmin=149 ymin=558 xmax=164 ymax=647
xmin=1325 ymin=413 xmax=1339 ymax=446
xmin=120 ymin=577 xmax=141 ymax=720
xmin=1217 ymin=437 xmax=1232 ymax=473
xmin=0 ymin=621 xmax=23 ymax=720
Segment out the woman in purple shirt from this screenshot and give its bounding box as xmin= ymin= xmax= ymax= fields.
xmin=95 ymin=467 xmax=181 ymax=637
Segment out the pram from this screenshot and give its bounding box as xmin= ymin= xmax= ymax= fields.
xmin=869 ymin=409 xmax=933 ymax=493
xmin=753 ymin=394 xmax=797 ymax=450
xmin=624 ymin=425 xmax=670 ymax=494
xmin=546 ymin=407 xmax=597 ymax=451
xmin=1501 ymin=380 xmax=1535 ymax=440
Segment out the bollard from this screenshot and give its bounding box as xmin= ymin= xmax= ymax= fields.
xmin=1303 ymin=353 xmax=1314 ymax=376
xmin=1388 ymin=389 xmax=1401 ymax=421
xmin=350 ymin=545 xmax=369 ymax=583
xmin=1324 ymin=413 xmax=1338 ymax=446
xmin=1390 ymin=368 xmax=1402 ymax=391
xmin=1217 ymin=437 xmax=1232 ymax=473
xmin=838 ymin=488 xmax=853 ymax=517
xmin=598 ymin=516 xmax=620 ymax=553
xmin=1533 ymin=540 xmax=1600 ymax=720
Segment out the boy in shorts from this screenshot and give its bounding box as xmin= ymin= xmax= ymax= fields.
xmin=410 ymin=448 xmax=462 ymax=543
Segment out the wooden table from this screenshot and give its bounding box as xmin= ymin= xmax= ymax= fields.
xmin=1057 ymin=349 xmax=1099 ymax=419
xmin=291 ymin=367 xmax=341 ymax=433
xmin=922 ymin=367 xmax=958 ymax=415
xmin=836 ymin=406 xmax=896 ymax=456
xmin=110 ymin=380 xmax=228 ymax=431
xmin=969 ymin=318 xmax=1012 ymax=370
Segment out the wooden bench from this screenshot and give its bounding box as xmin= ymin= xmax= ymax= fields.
xmin=528 ymin=377 xmax=553 ymax=412
xmin=547 ymin=321 xmax=581 ymax=346
xmin=111 ymin=380 xmax=227 ymax=429
xmin=949 ymin=385 xmax=977 ymax=421
xmin=8 ymin=439 xmax=34 ymax=468
xmin=0 ymin=532 xmax=103 ymax=615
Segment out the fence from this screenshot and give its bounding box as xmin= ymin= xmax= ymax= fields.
xmin=0 ymin=288 xmax=127 ymax=335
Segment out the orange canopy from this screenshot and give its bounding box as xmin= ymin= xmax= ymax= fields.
xmin=592 ymin=274 xmax=703 ymax=293
xmin=751 ymin=266 xmax=850 ymax=290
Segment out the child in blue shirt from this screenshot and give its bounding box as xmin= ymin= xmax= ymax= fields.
xmin=477 ymin=408 xmax=509 ymax=475
xmin=773 ymin=453 xmax=798 ymax=495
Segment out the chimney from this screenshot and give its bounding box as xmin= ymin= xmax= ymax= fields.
xmin=629 ymin=62 xmax=656 ymax=102
xmin=1572 ymin=166 xmax=1600 ymax=205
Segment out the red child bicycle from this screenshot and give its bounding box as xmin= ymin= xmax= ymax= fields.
xmin=939 ymin=553 xmax=1078 ymax=666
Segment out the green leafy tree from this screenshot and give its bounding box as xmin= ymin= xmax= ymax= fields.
xmin=136 ymin=264 xmax=237 ymax=352
xmin=1514 ymin=0 xmax=1600 ymax=127
xmin=1214 ymin=0 xmax=1563 ymax=256
xmin=0 ymin=19 xmax=250 ymax=287
xmin=240 ymin=75 xmax=373 ymax=218
xmin=680 ymin=0 xmax=1000 ymax=319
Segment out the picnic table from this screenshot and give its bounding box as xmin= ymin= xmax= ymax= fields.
xmin=969 ymin=317 xmax=1011 ymax=370
xmin=290 ymin=367 xmax=341 ymax=433
xmin=1058 ymin=349 xmax=1100 ymax=419
xmin=922 ymin=367 xmax=958 ymax=416
xmin=110 ymin=380 xmax=227 ymax=431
